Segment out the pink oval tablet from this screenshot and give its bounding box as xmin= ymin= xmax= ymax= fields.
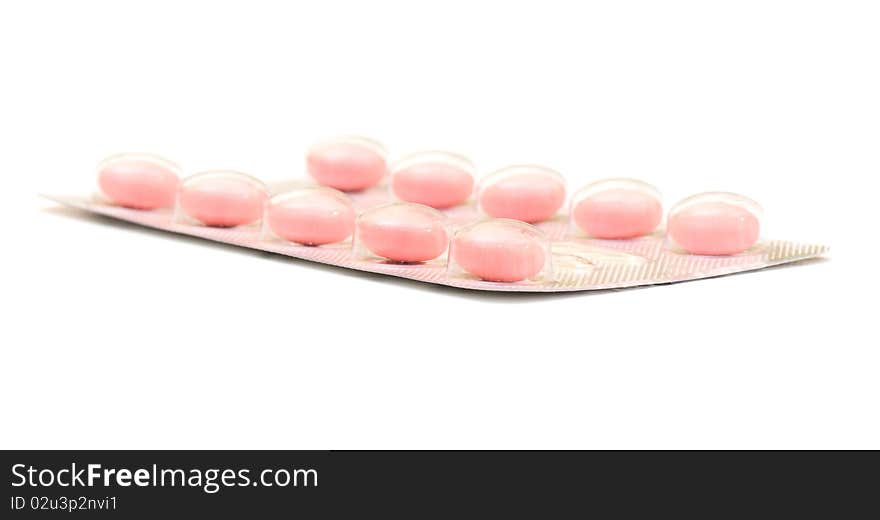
xmin=179 ymin=171 xmax=267 ymax=227
xmin=391 ymin=151 xmax=475 ymax=208
xmin=307 ymin=136 xmax=387 ymax=191
xmin=572 ymin=179 xmax=662 ymax=239
xmin=97 ymin=153 xmax=180 ymax=209
xmin=668 ymin=192 xmax=762 ymax=255
xmin=452 ymin=219 xmax=547 ymax=282
xmin=478 ymin=165 xmax=566 ymax=223
xmin=267 ymin=187 xmax=356 ymax=245
xmin=357 ymin=203 xmax=448 ymax=262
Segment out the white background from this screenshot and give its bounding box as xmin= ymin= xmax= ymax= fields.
xmin=1 ymin=1 xmax=877 ymax=448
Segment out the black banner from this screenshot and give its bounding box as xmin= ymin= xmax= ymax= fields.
xmin=2 ymin=451 xmax=876 ymax=517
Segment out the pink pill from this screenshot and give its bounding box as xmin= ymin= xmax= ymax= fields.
xmin=451 ymin=219 xmax=548 ymax=282
xmin=478 ymin=165 xmax=566 ymax=223
xmin=356 ymin=203 xmax=449 ymax=262
xmin=571 ymin=179 xmax=662 ymax=239
xmin=667 ymin=192 xmax=762 ymax=255
xmin=307 ymin=136 xmax=387 ymax=191
xmin=97 ymin=153 xmax=180 ymax=209
xmin=267 ymin=187 xmax=356 ymax=245
xmin=391 ymin=151 xmax=475 ymax=208
xmin=178 ymin=171 xmax=267 ymax=227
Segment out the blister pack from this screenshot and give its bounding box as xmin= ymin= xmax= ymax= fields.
xmin=47 ymin=138 xmax=828 ymax=292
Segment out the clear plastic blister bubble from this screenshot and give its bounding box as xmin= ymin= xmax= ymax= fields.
xmin=174 ymin=170 xmax=268 ymax=228
xmin=448 ymin=218 xmax=554 ymax=283
xmin=476 ymin=165 xmax=566 ymax=223
xmin=389 ymin=151 xmax=476 ymax=209
xmin=262 ymin=186 xmax=356 ymax=246
xmin=353 ymin=202 xmax=451 ymax=264
xmin=96 ymin=153 xmax=181 ymax=209
xmin=568 ymin=178 xmax=663 ymax=239
xmin=667 ymin=192 xmax=763 ymax=255
xmin=306 ymin=135 xmax=388 ymax=192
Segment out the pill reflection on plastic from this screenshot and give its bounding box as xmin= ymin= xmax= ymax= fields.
xmin=450 ymin=219 xmax=549 ymax=282
xmin=97 ymin=153 xmax=180 ymax=209
xmin=390 ymin=151 xmax=475 ymax=208
xmin=266 ymin=187 xmax=355 ymax=245
xmin=478 ymin=165 xmax=566 ymax=223
xmin=178 ymin=171 xmax=267 ymax=227
xmin=571 ymin=178 xmax=662 ymax=239
xmin=356 ymin=203 xmax=449 ymax=262
xmin=667 ymin=192 xmax=762 ymax=255
xmin=307 ymin=136 xmax=387 ymax=192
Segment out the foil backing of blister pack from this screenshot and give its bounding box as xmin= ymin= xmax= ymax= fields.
xmin=45 ymin=181 xmax=829 ymax=292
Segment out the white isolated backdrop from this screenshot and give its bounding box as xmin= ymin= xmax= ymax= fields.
xmin=1 ymin=0 xmax=877 ymax=448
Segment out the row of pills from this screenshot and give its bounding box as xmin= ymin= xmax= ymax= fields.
xmin=306 ymin=137 xmax=762 ymax=255
xmin=97 ymin=156 xmax=548 ymax=282
xmin=96 ymin=138 xmax=764 ymax=279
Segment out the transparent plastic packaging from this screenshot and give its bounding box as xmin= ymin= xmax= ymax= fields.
xmin=263 ymin=186 xmax=356 ymax=246
xmin=448 ymin=219 xmax=553 ymax=283
xmin=57 ymin=149 xmax=827 ymax=292
xmin=390 ymin=151 xmax=475 ymax=208
xmin=569 ymin=178 xmax=662 ymax=239
xmin=97 ymin=153 xmax=181 ymax=209
xmin=176 ymin=171 xmax=268 ymax=228
xmin=353 ymin=202 xmax=450 ymax=263
xmin=477 ymin=165 xmax=566 ymax=223
xmin=667 ymin=192 xmax=763 ymax=255
xmin=306 ymin=135 xmax=388 ymax=192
